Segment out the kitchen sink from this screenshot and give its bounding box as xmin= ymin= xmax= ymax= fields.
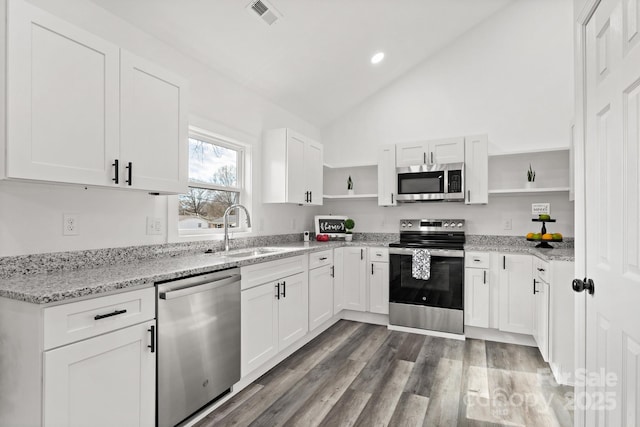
xmin=224 ymin=248 xmax=287 ymax=258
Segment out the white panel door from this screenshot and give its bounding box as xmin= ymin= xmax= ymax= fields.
xmin=6 ymin=0 xmax=119 ymax=186
xmin=377 ymin=145 xmax=397 ymax=206
xmin=498 ymin=254 xmax=534 ymax=334
xmin=464 ymin=135 xmax=489 ymax=204
xmin=241 ymin=282 xmax=279 ymax=376
xmin=43 ymin=321 xmax=155 ymax=427
xmin=583 ymin=0 xmax=640 ymax=424
xmin=309 ymin=265 xmax=334 ymax=330
xmin=369 ymin=261 xmax=389 ymax=314
xmin=396 ymin=142 xmax=428 ymax=166
xmin=342 ymin=247 xmax=367 ymax=312
xmin=333 ymin=248 xmax=345 ymax=313
xmin=277 ymin=272 xmax=308 ymax=350
xmin=429 ymin=137 xmax=465 ymax=164
xmin=286 ymin=132 xmax=306 ymax=204
xmin=120 ymin=51 xmax=188 ymax=194
xmin=464 ymin=268 xmax=490 ymax=328
xmin=304 ymin=140 xmax=323 ymax=205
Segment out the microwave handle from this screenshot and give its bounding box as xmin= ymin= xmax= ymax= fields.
xmin=423 ymin=152 xmax=426 ymax=164
xmin=467 ymin=190 xmax=470 ymax=202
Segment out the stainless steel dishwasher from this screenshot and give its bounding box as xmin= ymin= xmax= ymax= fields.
xmin=156 ymin=268 xmax=241 ymax=427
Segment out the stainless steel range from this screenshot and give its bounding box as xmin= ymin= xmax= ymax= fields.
xmin=389 ymin=219 xmax=465 ymax=334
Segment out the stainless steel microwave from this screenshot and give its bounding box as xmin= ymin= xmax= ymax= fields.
xmin=396 ymin=162 xmax=464 ymax=202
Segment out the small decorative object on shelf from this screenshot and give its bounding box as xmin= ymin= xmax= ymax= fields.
xmin=347 ymin=175 xmax=354 ymax=195
xmin=344 ymin=218 xmax=355 ymax=242
xmin=525 ymin=164 xmax=536 ymax=189
xmin=526 ymin=214 xmax=562 ymax=248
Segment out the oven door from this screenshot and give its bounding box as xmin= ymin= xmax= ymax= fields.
xmin=389 ymin=247 xmax=464 ymax=309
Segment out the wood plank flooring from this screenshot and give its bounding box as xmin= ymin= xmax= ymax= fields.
xmin=196 ymin=320 xmax=574 ymax=427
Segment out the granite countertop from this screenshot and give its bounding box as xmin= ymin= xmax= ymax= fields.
xmin=0 ymin=241 xmax=389 ymax=305
xmin=464 ymin=244 xmax=575 ymax=262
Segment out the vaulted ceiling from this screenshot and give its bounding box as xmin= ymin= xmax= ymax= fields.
xmin=89 ymin=0 xmax=514 ymax=127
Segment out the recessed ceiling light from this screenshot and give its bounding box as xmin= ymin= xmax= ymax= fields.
xmin=371 ymin=52 xmax=385 ymax=65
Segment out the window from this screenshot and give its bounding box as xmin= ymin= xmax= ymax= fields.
xmin=178 ymin=132 xmax=246 ymax=232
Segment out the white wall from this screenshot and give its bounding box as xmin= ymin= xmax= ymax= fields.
xmin=318 ymin=0 xmax=575 ymax=237
xmin=0 ymin=0 xmax=320 ymax=256
xmin=321 ymin=0 xmax=574 ymax=165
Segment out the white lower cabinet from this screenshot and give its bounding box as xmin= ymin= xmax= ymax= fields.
xmin=533 ymin=277 xmax=550 ymax=361
xmin=241 ymin=260 xmax=308 ymax=376
xmin=340 ymin=247 xmax=367 ymax=312
xmin=464 ymin=252 xmax=490 ymax=328
xmin=368 ymin=248 xmax=389 ymax=314
xmin=497 ymin=253 xmax=534 ymax=335
xmin=44 ymin=320 xmax=156 ymax=427
xmin=308 ymin=250 xmax=334 ymax=331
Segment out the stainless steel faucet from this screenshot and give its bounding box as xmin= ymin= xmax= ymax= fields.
xmin=224 ymin=204 xmax=252 ymax=252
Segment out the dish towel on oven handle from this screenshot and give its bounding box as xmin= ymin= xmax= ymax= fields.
xmin=412 ymin=249 xmax=431 ymax=280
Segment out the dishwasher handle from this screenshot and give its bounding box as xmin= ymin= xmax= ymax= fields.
xmin=159 ymin=274 xmax=240 ymax=300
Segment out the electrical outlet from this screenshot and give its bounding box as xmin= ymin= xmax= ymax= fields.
xmin=63 ymin=214 xmax=79 ymax=236
xmin=503 ymin=218 xmax=512 ymax=230
xmin=146 ymin=217 xmax=163 ymax=235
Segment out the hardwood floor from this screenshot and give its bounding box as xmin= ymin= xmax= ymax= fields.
xmin=196 ymin=320 xmax=574 ymax=427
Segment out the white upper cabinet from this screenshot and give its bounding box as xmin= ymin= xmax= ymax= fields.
xmin=120 ymin=51 xmax=188 ymax=194
xmin=396 ymin=137 xmax=464 ymax=167
xmin=5 ymin=0 xmax=188 ymax=194
xmin=464 ymin=134 xmax=489 ymax=204
xmin=263 ymin=128 xmax=323 ymax=205
xmin=377 ymin=145 xmax=397 ymax=206
xmin=6 ymin=0 xmax=119 ymax=186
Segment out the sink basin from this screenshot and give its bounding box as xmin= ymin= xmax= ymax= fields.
xmin=225 ymin=248 xmax=285 ymax=258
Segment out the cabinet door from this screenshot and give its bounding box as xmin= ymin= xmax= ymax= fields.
xmin=534 ymin=280 xmax=550 ymax=361
xmin=309 ymin=265 xmax=334 ymax=331
xmin=396 ymin=142 xmax=428 ymax=167
xmin=286 ymin=131 xmax=307 ymax=204
xmin=464 ymin=268 xmax=490 ymax=328
xmin=7 ymin=0 xmax=119 ymax=186
xmin=120 ymin=51 xmax=188 ymax=194
xmin=498 ymin=254 xmax=534 ymax=334
xmin=369 ymin=262 xmax=389 ymax=314
xmin=304 ymin=140 xmax=323 ymax=205
xmin=241 ymin=282 xmax=279 ymax=376
xmin=464 ymin=135 xmax=488 ymax=205
xmin=429 ymin=137 xmax=465 ymax=164
xmin=277 ymin=272 xmax=309 ymax=350
xmin=43 ymin=320 xmax=155 ymax=427
xmin=333 ymin=248 xmax=344 ymax=313
xmin=377 ymin=145 xmax=397 ymax=206
xmin=342 ymin=247 xmax=367 ymax=312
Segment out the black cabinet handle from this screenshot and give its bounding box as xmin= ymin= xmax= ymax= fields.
xmin=275 ymin=283 xmax=280 ymax=300
xmin=361 ymin=249 xmax=364 ymax=260
xmin=319 ymin=257 xmax=328 ymax=261
xmin=112 ymin=159 xmax=119 ymax=184
xmin=533 ymin=279 xmax=539 ymax=294
xmin=483 ymin=270 xmax=486 ymax=284
xmin=503 ymin=256 xmax=506 ymax=270
xmin=538 ymin=267 xmax=545 ymax=272
xmin=371 ymin=263 xmax=374 ymax=275
xmin=391 ymin=193 xmax=394 ymax=204
xmin=310 ymin=191 xmax=312 ymax=203
xmin=431 ymin=152 xmax=434 ymax=164
xmin=423 ymin=152 xmax=427 ymax=164
xmin=94 ymin=309 xmax=127 ymax=320
xmin=331 ymin=266 xmax=334 ymax=277
xmin=148 ymin=325 xmax=155 ymax=353
xmin=281 ymin=281 xmax=286 ymax=298
xmin=125 ymin=162 xmax=133 ymax=186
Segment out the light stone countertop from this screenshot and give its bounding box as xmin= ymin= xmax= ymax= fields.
xmin=0 ymin=241 xmax=388 ymax=305
xmin=464 ymin=244 xmax=575 ymax=262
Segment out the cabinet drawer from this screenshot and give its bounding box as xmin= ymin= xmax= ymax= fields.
xmin=241 ymin=255 xmax=306 ymax=290
xmin=43 ymin=287 xmax=155 ymax=350
xmin=368 ymin=247 xmax=389 ymax=263
xmin=309 ymin=250 xmax=333 ymax=270
xmin=465 ymin=252 xmax=490 ymax=268
xmin=534 ymin=258 xmax=550 ymax=283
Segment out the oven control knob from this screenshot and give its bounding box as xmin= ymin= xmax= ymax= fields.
xmin=443 ymin=223 xmax=449 ymax=227
xmin=407 ymin=223 xmax=413 ymax=227
xmin=457 ymin=222 xmax=463 ymax=227
xmin=401 ymin=222 xmax=406 ymax=228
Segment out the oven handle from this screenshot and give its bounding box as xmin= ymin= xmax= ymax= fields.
xmin=388 ymin=248 xmax=464 ymax=258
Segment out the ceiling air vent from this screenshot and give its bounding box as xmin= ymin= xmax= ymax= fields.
xmin=247 ymin=0 xmax=281 ymax=26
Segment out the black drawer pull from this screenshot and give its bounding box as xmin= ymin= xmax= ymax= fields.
xmin=282 ymin=281 xmax=286 ymax=298
xmin=275 ymin=283 xmax=280 ymax=300
xmin=319 ymin=257 xmax=328 ymax=261
xmin=125 ymin=162 xmax=133 ymax=186
xmin=148 ymin=325 xmax=155 ymax=353
xmin=94 ymin=309 xmax=127 ymax=320
xmin=112 ymin=159 xmax=119 ymax=184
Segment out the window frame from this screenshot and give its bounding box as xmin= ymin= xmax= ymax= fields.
xmin=178 ymin=127 xmax=249 ymax=236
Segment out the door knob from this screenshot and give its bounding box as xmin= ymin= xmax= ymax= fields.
xmin=572 ymin=277 xmax=595 ymax=295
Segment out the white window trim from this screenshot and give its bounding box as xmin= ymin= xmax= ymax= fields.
xmin=170 ymin=124 xmax=253 ymax=240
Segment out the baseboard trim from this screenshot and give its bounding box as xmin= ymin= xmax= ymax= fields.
xmin=464 ymin=325 xmax=536 ymax=347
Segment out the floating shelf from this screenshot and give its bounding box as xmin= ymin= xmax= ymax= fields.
xmin=323 ymin=194 xmax=378 ymax=200
xmin=488 ymin=187 xmax=570 ymax=195
xmin=323 ymin=162 xmax=377 ymax=169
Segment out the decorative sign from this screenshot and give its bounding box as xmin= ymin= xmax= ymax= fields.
xmin=532 ymin=203 xmax=550 ymax=215
xmin=315 ymin=215 xmax=348 ymax=237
